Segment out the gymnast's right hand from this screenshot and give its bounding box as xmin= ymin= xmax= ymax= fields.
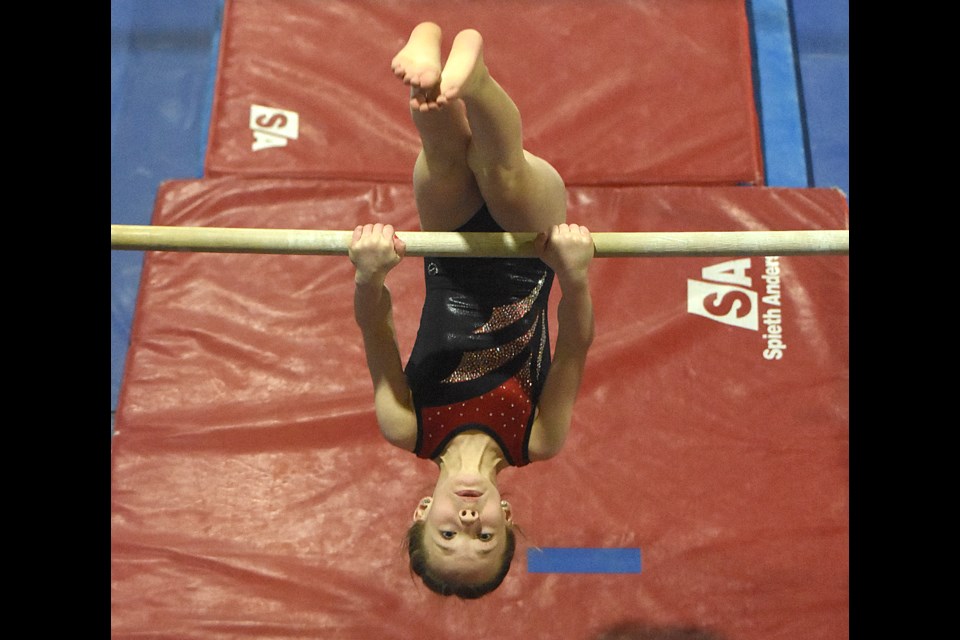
xmin=349 ymin=223 xmax=407 ymax=285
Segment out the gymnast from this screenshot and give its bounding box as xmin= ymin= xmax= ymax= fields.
xmin=348 ymin=22 xmax=595 ymax=599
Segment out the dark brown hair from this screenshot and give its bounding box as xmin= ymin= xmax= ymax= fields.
xmin=405 ymin=520 xmax=516 ymax=599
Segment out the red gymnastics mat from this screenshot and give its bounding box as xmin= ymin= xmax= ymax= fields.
xmin=111 ymin=177 xmax=848 ymax=639
xmin=204 ymin=0 xmax=764 ymax=186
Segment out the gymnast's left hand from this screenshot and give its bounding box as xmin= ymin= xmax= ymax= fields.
xmin=535 ymin=223 xmax=594 ymax=286
xmin=349 ymin=223 xmax=407 ymax=285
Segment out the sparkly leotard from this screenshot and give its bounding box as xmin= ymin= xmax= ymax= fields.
xmin=404 ymin=205 xmax=554 ymax=467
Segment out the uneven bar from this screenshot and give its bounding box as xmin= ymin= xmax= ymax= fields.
xmin=111 ymin=225 xmax=849 ymax=257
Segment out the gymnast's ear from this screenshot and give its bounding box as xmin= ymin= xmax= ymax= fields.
xmin=501 ymin=499 xmax=513 ymax=525
xmin=413 ymin=497 xmax=432 ymax=522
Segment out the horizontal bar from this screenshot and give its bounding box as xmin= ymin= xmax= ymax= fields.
xmin=527 ymin=547 xmax=642 ymax=574
xmin=111 ymin=224 xmax=848 ymax=257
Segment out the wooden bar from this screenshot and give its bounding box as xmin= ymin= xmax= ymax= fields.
xmin=111 ymin=225 xmax=849 ymax=257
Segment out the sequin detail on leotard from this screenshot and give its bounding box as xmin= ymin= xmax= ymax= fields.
xmin=474 ymin=273 xmax=546 ymax=334
xmin=420 ymin=375 xmax=534 ymax=466
xmin=441 ymin=316 xmax=540 ymax=385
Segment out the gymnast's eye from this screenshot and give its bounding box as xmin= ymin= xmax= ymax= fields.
xmin=479 ymin=532 xmax=493 ymax=542
xmin=441 ymin=531 xmax=456 ymax=540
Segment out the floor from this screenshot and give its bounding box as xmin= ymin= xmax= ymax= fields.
xmin=110 ymin=0 xmax=849 ymax=419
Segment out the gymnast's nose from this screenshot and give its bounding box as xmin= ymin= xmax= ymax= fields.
xmin=459 ymin=509 xmax=478 ymax=524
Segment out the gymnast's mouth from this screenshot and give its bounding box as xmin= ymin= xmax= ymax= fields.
xmin=455 ymin=490 xmax=483 ymax=499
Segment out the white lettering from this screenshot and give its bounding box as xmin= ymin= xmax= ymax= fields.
xmin=700 ymin=258 xmax=752 ymax=287
xmin=686 ymin=256 xmax=789 ymax=361
xmin=250 ymin=104 xmax=300 ymax=151
xmin=251 ymin=130 xmax=289 ymax=151
xmin=761 ymin=299 xmax=786 ymax=359
xmin=762 ymin=257 xmax=782 ymax=305
xmin=686 ymin=279 xmax=759 ymax=330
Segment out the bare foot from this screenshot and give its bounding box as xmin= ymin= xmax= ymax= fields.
xmin=438 ymin=29 xmax=487 ymax=105
xmin=391 ymin=22 xmax=444 ymax=112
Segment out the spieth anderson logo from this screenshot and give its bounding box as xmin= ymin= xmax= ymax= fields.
xmin=687 ymin=257 xmax=787 ymax=360
xmin=249 ymin=104 xmax=299 ymax=151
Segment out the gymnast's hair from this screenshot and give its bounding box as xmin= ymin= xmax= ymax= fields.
xmin=404 ymin=520 xmax=516 ymax=599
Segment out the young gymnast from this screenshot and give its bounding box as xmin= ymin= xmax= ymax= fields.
xmin=348 ymin=22 xmax=595 ymax=598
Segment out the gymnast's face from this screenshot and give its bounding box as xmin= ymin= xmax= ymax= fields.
xmin=413 ymin=476 xmax=513 ymax=582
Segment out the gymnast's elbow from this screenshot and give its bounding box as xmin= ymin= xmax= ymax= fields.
xmin=373 ymin=388 xmax=418 ymax=451
xmin=527 ymin=415 xmax=571 ymax=462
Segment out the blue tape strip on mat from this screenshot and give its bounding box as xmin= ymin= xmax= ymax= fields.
xmin=527 ymin=548 xmax=641 ymax=574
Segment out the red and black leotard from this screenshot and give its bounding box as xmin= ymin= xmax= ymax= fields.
xmin=404 ymin=205 xmax=554 ymax=467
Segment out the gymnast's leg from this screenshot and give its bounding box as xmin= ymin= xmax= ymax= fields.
xmin=392 ymin=23 xmax=566 ymax=232
xmin=392 ymin=22 xmax=484 ymax=231
xmin=438 ymin=28 xmax=567 ymax=232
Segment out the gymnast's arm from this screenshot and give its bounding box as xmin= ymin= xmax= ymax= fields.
xmin=349 ymin=224 xmax=418 ymax=451
xmin=528 ymin=224 xmax=596 ymax=462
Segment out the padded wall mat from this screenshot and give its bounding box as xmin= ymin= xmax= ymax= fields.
xmin=112 ymin=177 xmax=847 ymax=639
xmin=204 ymin=0 xmax=764 ymax=186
